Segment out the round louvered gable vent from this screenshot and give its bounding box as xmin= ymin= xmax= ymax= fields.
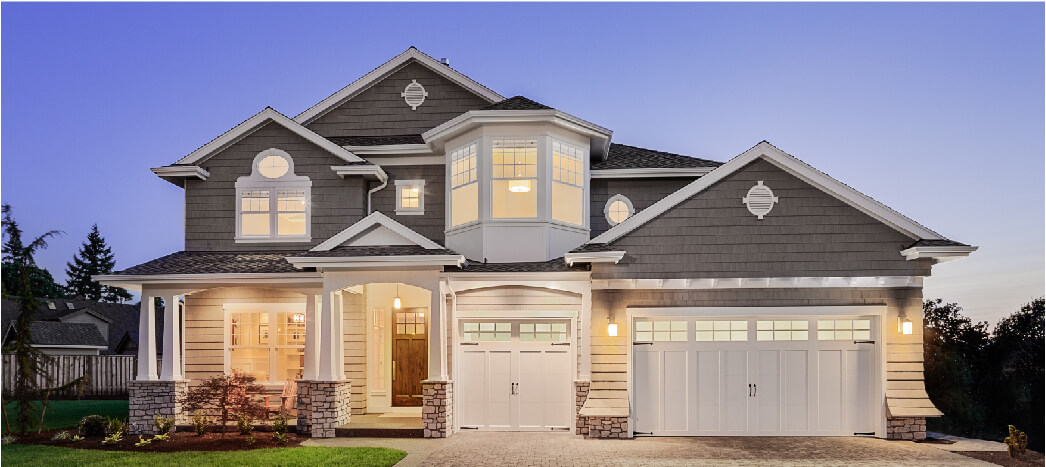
xmin=401 ymin=80 xmax=428 ymax=110
xmin=742 ymin=181 xmax=779 ymax=219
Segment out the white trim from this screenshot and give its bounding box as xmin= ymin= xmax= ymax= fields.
xmin=591 ymin=276 xmax=923 ymax=290
xmin=285 ymin=255 xmax=466 ymax=269
xmin=456 ymin=309 xmax=578 ymax=319
xmin=174 ymin=107 xmax=364 ymax=166
xmin=394 ymin=179 xmax=426 ymax=215
xmin=330 ymin=165 xmax=388 ymax=181
xmin=342 ymin=144 xmax=433 ymax=156
xmin=150 ymin=165 xmax=210 ymax=180
xmin=235 ymin=149 xmax=313 ymax=243
xmin=94 ymin=273 xmax=323 ymax=292
xmin=311 ymin=211 xmax=444 ymax=251
xmin=422 ymin=110 xmax=613 ymax=160
xmin=590 ymin=167 xmax=714 ymax=179
xmin=361 ymin=155 xmax=444 ymax=166
xmin=603 ymin=194 xmax=635 ymax=226
xmin=590 ymin=141 xmax=946 ymax=244
xmin=627 ymin=305 xmax=888 ymax=318
xmin=564 ymin=251 xmax=625 ymax=266
xmin=441 ymin=272 xmax=593 ymax=284
xmin=294 ymin=47 xmax=504 ymax=124
xmin=899 ymin=245 xmax=978 ymax=262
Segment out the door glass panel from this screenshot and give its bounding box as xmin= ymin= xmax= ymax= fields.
xmin=696 ymin=320 xmax=747 ymax=342
xmin=396 ymin=311 xmax=426 ymax=335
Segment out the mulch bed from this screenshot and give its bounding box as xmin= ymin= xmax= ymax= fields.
xmin=13 ymin=428 xmax=307 ymax=452
xmin=956 ymin=451 xmax=1045 ymax=467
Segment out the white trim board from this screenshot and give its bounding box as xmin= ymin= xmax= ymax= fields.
xmin=590 ymin=167 xmax=714 ymax=179
xmin=899 ymin=245 xmax=978 ymax=262
xmin=626 ymin=305 xmax=888 ymax=318
xmin=285 ymin=255 xmax=466 ymax=269
xmin=564 ymin=251 xmax=625 ymax=266
xmin=421 ymin=109 xmax=613 ymax=160
xmin=311 ymin=211 xmax=444 ymax=251
xmin=592 ymin=276 xmax=923 ymax=290
xmin=294 ymin=47 xmax=504 ymax=125
xmin=342 ymin=144 xmax=433 ymax=156
xmin=589 ymin=141 xmax=948 ymax=244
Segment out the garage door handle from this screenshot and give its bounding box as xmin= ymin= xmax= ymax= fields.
xmin=551 ymin=342 xmax=570 ymax=346
xmin=754 ymin=384 xmax=757 ymax=396
xmin=633 ymin=342 xmax=653 ymax=345
xmin=461 ymin=342 xmax=479 ymax=346
xmin=854 ymin=340 xmax=875 ymax=344
xmin=748 ymin=384 xmax=752 ymax=397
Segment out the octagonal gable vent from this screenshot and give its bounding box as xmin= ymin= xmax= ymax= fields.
xmin=401 ymin=80 xmax=428 ymax=110
xmin=743 ymin=181 xmax=779 ymax=219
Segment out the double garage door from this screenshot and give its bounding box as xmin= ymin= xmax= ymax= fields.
xmin=633 ymin=314 xmax=880 ymax=436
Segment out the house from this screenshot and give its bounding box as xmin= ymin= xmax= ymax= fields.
xmin=96 ymin=47 xmax=976 ymax=439
xmin=1 ymin=298 xmax=164 ymax=356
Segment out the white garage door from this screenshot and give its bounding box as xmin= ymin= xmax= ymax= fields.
xmin=457 ymin=320 xmax=573 ymax=431
xmin=633 ymin=315 xmax=879 ymax=436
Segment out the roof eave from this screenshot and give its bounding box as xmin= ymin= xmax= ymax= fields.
xmin=564 ymin=251 xmax=626 ymax=266
xmin=285 ymin=255 xmax=467 ymax=269
xmin=150 ymin=166 xmax=210 ymax=187
xmin=899 ymin=245 xmax=978 ymax=263
xmin=330 ymin=165 xmax=388 ymax=182
xmin=591 ymin=167 xmax=715 ymax=178
xmin=421 ymin=110 xmax=613 ymax=159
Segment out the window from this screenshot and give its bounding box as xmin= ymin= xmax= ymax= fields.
xmin=450 ymin=143 xmax=478 ymax=226
xmin=491 ymin=139 xmax=537 ymax=218
xmin=396 ymin=311 xmax=426 ymax=335
xmin=817 ymin=319 xmax=872 ymax=341
xmin=635 ymin=320 xmax=687 ymax=342
xmin=235 ymin=149 xmax=311 ymax=242
xmin=395 ymin=179 xmax=425 ymax=215
xmin=756 ymin=320 xmax=810 ymax=341
xmin=551 ymin=140 xmax=585 ymax=225
xmin=463 ymin=322 xmax=510 ymax=342
xmin=604 ymin=194 xmax=634 ymax=225
xmin=695 ymin=320 xmax=748 ymax=342
xmin=229 ymin=307 xmax=306 ymax=384
xmin=520 ymin=322 xmax=567 ymax=342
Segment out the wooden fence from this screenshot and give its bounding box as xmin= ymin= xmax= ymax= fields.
xmin=2 ymin=354 xmax=139 ymax=398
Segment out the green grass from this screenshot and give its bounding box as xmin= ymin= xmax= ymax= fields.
xmin=0 ymin=445 xmax=406 ymax=467
xmin=2 ymin=400 xmax=128 ymax=434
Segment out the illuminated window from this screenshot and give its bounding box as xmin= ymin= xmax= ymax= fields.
xmin=395 ymin=179 xmax=425 ymax=215
xmin=450 ymin=143 xmax=478 ymax=226
xmin=258 ymin=155 xmax=289 ymax=179
xmin=520 ymin=322 xmax=568 ymax=342
xmin=551 ymin=140 xmax=585 ymax=225
xmin=604 ymin=195 xmax=634 ymax=225
xmin=756 ymin=320 xmax=809 ymax=341
xmin=229 ymin=308 xmax=306 ymax=383
xmin=492 ymin=139 xmax=538 ymax=219
xmin=235 ymin=149 xmax=311 ymax=242
xmin=463 ymin=322 xmax=510 ymax=342
xmin=396 ymin=311 xmax=426 ymax=335
xmin=695 ymin=320 xmax=748 ymax=342
xmin=635 ymin=320 xmax=687 ymax=342
xmin=817 ymin=319 xmax=872 ymax=341
xmin=277 ymin=190 xmax=306 ymax=236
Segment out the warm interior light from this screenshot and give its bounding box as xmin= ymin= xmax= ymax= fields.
xmin=418 ymin=313 xmax=424 ymax=318
xmin=508 ymin=180 xmax=531 ymax=193
xmin=411 ymin=187 xmax=419 ymax=194
xmin=292 ymin=313 xmax=305 ymax=324
xmin=393 ymin=284 xmax=402 ymax=310
xmin=898 ymin=316 xmax=913 ymax=335
xmin=607 ymin=323 xmax=618 ymax=337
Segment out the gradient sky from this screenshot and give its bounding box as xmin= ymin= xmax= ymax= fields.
xmin=2 ymin=2 xmax=1042 ymax=326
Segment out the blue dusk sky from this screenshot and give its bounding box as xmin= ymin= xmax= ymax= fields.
xmin=1 ymin=2 xmax=1042 ymax=325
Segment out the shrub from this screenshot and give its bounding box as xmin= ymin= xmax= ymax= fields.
xmin=107 ymin=417 xmax=127 ymax=437
xmin=71 ymin=435 xmax=83 ymax=442
xmin=272 ymin=432 xmax=288 ymax=446
xmin=153 ymin=415 xmax=175 ymax=435
xmin=2 ymin=436 xmax=16 ymax=445
xmin=191 ymin=411 xmax=211 ymax=436
xmin=134 ymin=435 xmax=152 ymax=447
xmin=237 ymin=414 xmax=254 ymax=435
xmin=50 ymin=431 xmax=71 ymax=441
xmin=1005 ymin=425 xmax=1028 ymax=458
xmin=245 ymin=434 xmax=256 ymax=446
xmin=152 ymin=433 xmax=170 ymax=442
xmin=78 ymin=415 xmax=107 ymax=437
xmin=271 ymin=414 xmax=288 ymax=435
xmin=102 ymin=432 xmax=123 ymax=445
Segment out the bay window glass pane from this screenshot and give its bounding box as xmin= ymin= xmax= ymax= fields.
xmin=275 ymin=347 xmax=304 ymax=382
xmin=551 ymin=182 xmax=583 ymax=225
xmin=230 ymin=347 xmax=269 ymax=382
xmin=451 ymin=183 xmax=478 ymax=226
xmin=277 ymin=213 xmax=306 ymax=236
xmin=492 ymin=179 xmax=537 ymax=218
xmin=241 ymin=213 xmax=270 ymax=236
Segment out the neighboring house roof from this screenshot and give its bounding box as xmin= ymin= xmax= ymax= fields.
xmin=481 ymin=96 xmax=552 ymax=111
xmin=294 ymin=47 xmax=505 ymax=125
xmin=1 ymin=298 xmax=161 ymax=354
xmin=26 ymin=321 xmax=107 ymax=347
xmin=445 ymin=259 xmax=589 ymax=273
xmin=113 ymin=251 xmax=304 ymax=275
xmin=328 ymin=135 xmax=426 ymax=146
xmin=593 ymin=144 xmax=722 ymax=170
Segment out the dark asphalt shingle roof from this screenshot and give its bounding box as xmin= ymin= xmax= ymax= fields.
xmin=27 ymin=321 xmax=107 ymax=347
xmin=446 ymin=259 xmax=587 ymax=273
xmin=593 ymin=143 xmax=722 ymax=170
xmin=482 ymin=96 xmax=552 ymax=111
xmin=294 ymin=246 xmax=459 ymax=257
xmin=569 ymin=243 xmax=621 ymax=253
xmin=115 ymin=251 xmax=303 ymax=275
xmin=2 ymin=298 xmax=163 ymax=355
xmin=907 ymin=239 xmax=971 ymax=248
xmin=328 ymin=135 xmax=426 ymax=146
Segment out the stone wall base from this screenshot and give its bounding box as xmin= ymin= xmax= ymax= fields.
xmin=128 ymin=380 xmax=189 ymax=435
xmin=886 ymin=417 xmax=926 ymax=440
xmin=574 ymin=381 xmax=591 ymax=436
xmin=296 ymin=380 xmax=351 ymax=438
xmin=584 ymin=416 xmax=630 ymax=439
xmin=423 ymin=380 xmax=452 ymax=438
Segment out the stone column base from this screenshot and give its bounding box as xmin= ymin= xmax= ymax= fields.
xmin=128 ymin=380 xmax=189 ymax=435
xmin=887 ymin=417 xmax=927 ymax=440
xmin=574 ymin=381 xmax=591 ymax=436
xmin=584 ymin=415 xmax=630 ymax=439
xmin=296 ymin=380 xmax=351 ymax=438
xmin=422 ymin=380 xmax=452 ymax=438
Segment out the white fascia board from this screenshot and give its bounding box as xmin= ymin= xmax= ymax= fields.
xmin=564 ymin=251 xmax=626 ymax=266
xmin=286 ymin=255 xmax=466 ymax=269
xmin=330 ymin=165 xmax=389 ymax=182
xmin=174 ymin=107 xmax=364 ymax=166
xmin=363 ymin=155 xmax=445 ymax=166
xmin=311 ymin=211 xmax=444 ymax=251
xmin=590 ymin=167 xmax=715 ymax=179
xmin=149 ymin=165 xmax=210 ymax=180
xmin=441 ymin=272 xmax=592 ymax=282
xmin=342 ymin=144 xmax=432 ymax=155
xmin=590 ymin=141 xmax=946 ymax=245
xmin=421 ymin=110 xmax=613 ymax=158
xmin=294 ymin=47 xmax=504 ymax=125
xmin=592 ymin=276 xmax=923 ymax=290
xmin=899 ymin=246 xmax=978 ymax=262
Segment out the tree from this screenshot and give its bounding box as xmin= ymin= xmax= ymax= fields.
xmin=1 ymin=204 xmax=63 ymax=434
xmin=922 ymin=298 xmax=990 ymax=438
xmin=1 ymin=207 xmax=64 ymax=299
xmin=180 ymin=371 xmax=267 ymax=436
xmin=984 ymin=298 xmax=1044 ymax=451
xmin=64 ymin=224 xmax=131 ymax=302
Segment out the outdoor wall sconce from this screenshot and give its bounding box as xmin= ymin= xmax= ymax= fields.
xmin=607 ymin=315 xmax=618 ymax=337
xmin=898 ymin=316 xmax=913 ymax=335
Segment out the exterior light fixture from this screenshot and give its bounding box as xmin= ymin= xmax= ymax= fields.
xmin=393 ymin=284 xmax=402 ymax=310
xmin=607 ymin=315 xmax=618 ymax=337
xmin=508 ymin=180 xmax=531 ymax=193
xmin=898 ymin=316 xmax=913 ymax=335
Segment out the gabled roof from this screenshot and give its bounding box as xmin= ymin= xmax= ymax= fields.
xmin=590 ymin=141 xmax=958 ymax=245
xmin=294 ymin=47 xmax=505 ymax=125
xmin=312 ymin=211 xmax=445 ymax=251
xmin=328 ymin=135 xmax=425 ymax=146
xmin=481 ymin=96 xmax=552 ymax=111
xmin=25 ymin=321 xmax=107 ymax=347
xmin=111 ymin=251 xmax=303 ymax=275
xmin=593 ymin=144 xmax=722 ymax=170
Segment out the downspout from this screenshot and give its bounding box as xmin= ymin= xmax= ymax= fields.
xmin=366 ymin=173 xmax=389 ymax=215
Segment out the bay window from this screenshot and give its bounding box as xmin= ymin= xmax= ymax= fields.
xmin=450 ymin=142 xmax=478 ymax=226
xmin=551 ymin=140 xmax=585 ymax=225
xmin=491 ymin=139 xmax=538 ymax=218
xmin=229 ymin=306 xmax=306 ymax=384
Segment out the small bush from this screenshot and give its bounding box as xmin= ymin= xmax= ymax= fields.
xmin=152 ymin=433 xmax=170 ymax=442
xmin=101 ymin=432 xmax=123 ymax=445
xmin=107 ymin=417 xmax=127 ymax=437
xmin=191 ymin=411 xmax=211 ymax=436
xmin=71 ymin=435 xmax=83 ymax=442
xmin=271 ymin=414 xmax=288 ymax=435
xmin=1005 ymin=425 xmax=1029 ymax=459
xmin=2 ymin=436 xmax=16 ymax=445
xmin=50 ymin=431 xmax=72 ymax=441
xmin=272 ymin=432 xmax=288 ymax=446
xmin=79 ymin=415 xmax=107 ymax=437
xmin=237 ymin=414 xmax=254 ymax=435
xmin=134 ymin=435 xmax=152 ymax=447
xmin=245 ymin=434 xmax=256 ymax=446
xmin=153 ymin=415 xmax=175 ymax=435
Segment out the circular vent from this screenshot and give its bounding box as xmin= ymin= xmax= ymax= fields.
xmin=743 ymin=181 xmax=779 ymax=219
xmin=401 ymin=80 xmax=428 ymax=110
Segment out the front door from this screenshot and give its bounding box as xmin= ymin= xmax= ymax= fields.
xmin=392 ymin=309 xmax=427 ymax=407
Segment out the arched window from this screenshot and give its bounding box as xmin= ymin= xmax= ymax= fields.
xmin=604 ymin=194 xmax=634 ymax=226
xmin=235 ymin=148 xmax=312 ymax=242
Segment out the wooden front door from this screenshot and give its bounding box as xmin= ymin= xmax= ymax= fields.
xmin=392 ymin=309 xmax=428 ymax=407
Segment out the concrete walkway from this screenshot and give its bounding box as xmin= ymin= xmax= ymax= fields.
xmin=925 ymin=431 xmax=1009 ymax=452
xmin=307 ymin=432 xmax=991 ymax=466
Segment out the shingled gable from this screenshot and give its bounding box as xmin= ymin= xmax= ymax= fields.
xmin=310 ymin=211 xmax=446 ymax=252
xmin=294 ymin=47 xmax=505 ymax=126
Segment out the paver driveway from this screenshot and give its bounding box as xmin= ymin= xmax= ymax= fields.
xmin=308 ymin=432 xmax=990 ymax=466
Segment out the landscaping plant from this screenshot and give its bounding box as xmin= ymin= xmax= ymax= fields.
xmin=245 ymin=434 xmax=256 ymax=446
xmin=78 ymin=415 xmax=107 ymax=437
xmin=237 ymin=414 xmax=254 ymax=435
xmin=271 ymin=414 xmax=288 ymax=435
xmin=152 ymin=433 xmax=170 ymax=442
xmin=70 ymin=435 xmax=83 ymax=442
xmin=49 ymin=431 xmax=71 ymax=441
xmin=180 ymin=371 xmax=266 ymax=436
xmin=1005 ymin=425 xmax=1028 ymax=459
xmin=134 ymin=435 xmax=152 ymax=447
xmin=191 ymin=411 xmax=211 ymax=436
xmin=101 ymin=432 xmax=123 ymax=445
xmin=108 ymin=417 xmax=127 ymax=437
xmin=273 ymin=432 xmax=288 ymax=446
xmin=153 ymin=415 xmax=174 ymax=435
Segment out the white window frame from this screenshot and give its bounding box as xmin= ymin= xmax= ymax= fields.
xmin=448 ymin=141 xmax=480 ymax=228
xmin=604 ymin=194 xmax=634 ymax=226
xmin=394 ymin=179 xmax=425 ymax=215
xmin=550 ymin=139 xmax=586 ymax=226
xmin=234 ymin=148 xmax=312 ymax=243
xmin=223 ymin=303 xmax=307 ymax=386
xmin=490 ymin=138 xmax=539 ymax=220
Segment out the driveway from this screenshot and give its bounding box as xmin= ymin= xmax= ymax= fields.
xmin=307 ymin=432 xmax=990 ymax=466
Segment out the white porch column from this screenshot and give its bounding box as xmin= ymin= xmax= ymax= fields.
xmin=438 ymin=280 xmax=449 ymax=380
xmin=317 ymin=289 xmax=344 ymax=381
xmin=579 ymin=283 xmax=592 ymax=381
xmin=303 ymin=293 xmax=319 ymax=380
xmin=160 ymin=294 xmax=183 ymax=380
xmin=136 ymin=296 xmax=158 ymax=381
xmin=428 ymin=279 xmax=443 ymax=380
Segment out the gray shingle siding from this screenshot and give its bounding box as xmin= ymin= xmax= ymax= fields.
xmin=184 ymin=121 xmax=367 ymax=251
xmin=590 ymin=177 xmax=694 ymax=237
xmin=368 ymin=164 xmax=447 ymax=245
xmin=305 ymin=61 xmax=493 ymax=138
xmin=592 ymin=159 xmax=932 ymax=279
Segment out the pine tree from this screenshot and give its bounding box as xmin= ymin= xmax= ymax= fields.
xmin=1 ymin=206 xmax=64 ymax=299
xmin=64 ymin=224 xmax=131 ymax=302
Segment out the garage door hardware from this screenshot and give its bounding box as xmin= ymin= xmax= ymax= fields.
xmin=510 ymin=382 xmax=518 ymax=395
xmin=854 ymin=432 xmax=874 ymax=436
xmin=748 ymin=383 xmax=758 ymax=397
xmin=551 ymin=342 xmax=570 ymax=346
xmin=633 ymin=431 xmax=653 ymax=436
xmin=632 ymin=342 xmax=653 ymax=345
xmin=461 ymin=342 xmax=479 ymax=345
xmin=460 ymin=426 xmax=479 ymax=430
xmin=854 ymin=340 xmax=875 ymax=344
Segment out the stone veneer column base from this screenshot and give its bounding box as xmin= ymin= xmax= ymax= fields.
xmin=422 ymin=380 xmax=452 ymax=438
xmin=584 ymin=416 xmax=630 ymax=439
xmin=128 ymin=380 xmax=189 ymax=435
xmin=296 ymin=380 xmax=351 ymax=438
xmin=574 ymin=381 xmax=591 ymax=436
xmin=886 ymin=417 xmax=927 ymax=440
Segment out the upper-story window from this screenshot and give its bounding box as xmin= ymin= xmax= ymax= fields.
xmin=551 ymin=140 xmax=585 ymax=225
xmin=491 ymin=139 xmax=538 ymax=219
xmin=235 ymin=149 xmax=312 ymax=243
xmin=395 ymin=179 xmax=425 ymax=215
xmin=450 ymin=142 xmax=478 ymax=226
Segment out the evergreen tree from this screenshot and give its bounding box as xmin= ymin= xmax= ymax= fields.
xmin=64 ymin=224 xmax=131 ymax=302
xmin=1 ymin=206 xmax=64 ymax=299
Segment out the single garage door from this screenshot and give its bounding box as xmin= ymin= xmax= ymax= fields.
xmin=633 ymin=314 xmax=879 ymax=436
xmin=457 ymin=319 xmax=573 ymax=431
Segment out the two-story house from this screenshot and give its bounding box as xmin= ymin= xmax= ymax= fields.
xmin=97 ymin=48 xmax=975 ymax=440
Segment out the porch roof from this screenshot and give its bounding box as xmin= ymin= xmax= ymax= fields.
xmin=113 ymin=251 xmax=302 ymax=275
xmin=445 ymin=258 xmax=589 ymax=273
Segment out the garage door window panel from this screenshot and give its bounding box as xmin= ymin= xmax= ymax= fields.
xmin=817 ymin=319 xmax=871 ymax=341
xmin=695 ymin=320 xmax=747 ymax=342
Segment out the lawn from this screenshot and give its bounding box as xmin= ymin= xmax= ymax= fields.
xmin=1 ymin=445 xmax=406 ymax=467
xmin=2 ymin=400 xmax=128 ymax=434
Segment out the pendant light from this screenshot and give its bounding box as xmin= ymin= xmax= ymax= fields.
xmin=393 ymin=284 xmax=402 ymax=310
